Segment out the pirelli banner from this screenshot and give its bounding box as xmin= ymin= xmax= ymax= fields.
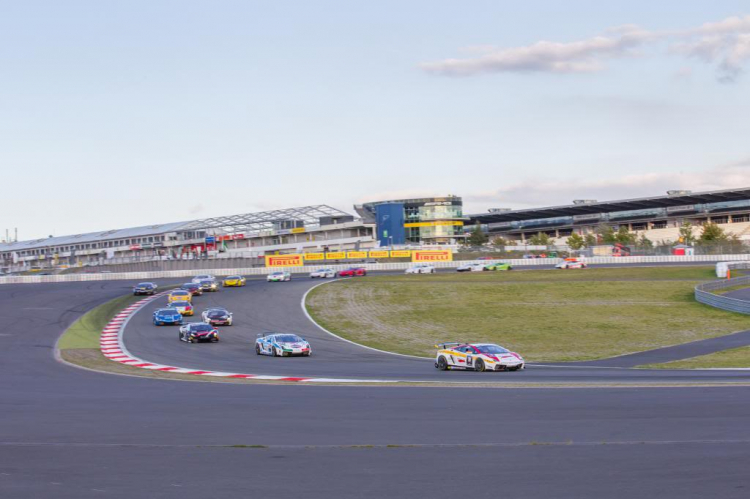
xmin=369 ymin=250 xmax=390 ymax=258
xmin=303 ymin=253 xmax=325 ymax=261
xmin=411 ymin=249 xmax=453 ymax=262
xmin=265 ymin=254 xmax=304 ymax=267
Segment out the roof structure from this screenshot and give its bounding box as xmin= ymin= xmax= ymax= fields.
xmin=0 ymin=205 xmax=355 ymax=253
xmin=469 ymin=187 xmax=750 ymax=224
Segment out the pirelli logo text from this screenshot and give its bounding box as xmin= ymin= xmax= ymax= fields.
xmin=265 ymin=254 xmax=304 ymax=267
xmin=412 ymin=250 xmax=453 ymax=262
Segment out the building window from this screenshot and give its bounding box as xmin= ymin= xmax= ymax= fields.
xmin=732 ymin=214 xmax=750 ymax=223
xmin=651 ymin=221 xmax=667 ymax=229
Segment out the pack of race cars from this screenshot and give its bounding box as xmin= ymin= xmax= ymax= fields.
xmin=137 ymin=269 xmax=528 ymax=372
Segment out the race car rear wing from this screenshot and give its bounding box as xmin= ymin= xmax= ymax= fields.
xmin=435 ymin=342 xmax=462 ymax=350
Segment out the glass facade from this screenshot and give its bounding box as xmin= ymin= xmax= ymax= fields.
xmin=363 ymin=197 xmax=465 ymax=245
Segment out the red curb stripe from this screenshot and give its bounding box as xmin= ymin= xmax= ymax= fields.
xmin=227 ymin=374 xmax=256 ymax=379
xmin=186 ymin=371 xmax=211 ymax=375
xmin=133 ymin=363 xmax=155 ymax=367
xmin=155 ymin=367 xmax=179 ymax=371
xmin=277 ymin=377 xmax=309 ymax=382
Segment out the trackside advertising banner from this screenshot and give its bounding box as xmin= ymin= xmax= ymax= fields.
xmin=412 ymin=250 xmax=453 ymax=262
xmin=369 ymin=250 xmax=390 ymax=258
xmin=347 ymin=251 xmax=368 ymax=259
xmin=390 ymin=250 xmax=411 ymax=258
xmin=326 ymin=251 xmax=347 ymax=260
xmin=265 ymin=254 xmax=304 ymax=267
xmin=303 ymin=253 xmax=325 ymax=261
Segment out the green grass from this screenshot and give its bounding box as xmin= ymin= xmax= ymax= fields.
xmin=57 ymin=293 xmax=144 ymax=350
xmin=640 ymin=346 xmax=750 ymax=369
xmin=307 ymin=266 xmax=750 ymax=362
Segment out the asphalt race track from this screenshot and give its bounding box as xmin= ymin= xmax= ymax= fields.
xmin=123 ymin=276 xmax=750 ymax=383
xmin=1 ymin=275 xmax=750 ymax=498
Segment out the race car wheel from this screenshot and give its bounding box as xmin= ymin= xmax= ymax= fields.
xmin=437 ymin=356 xmax=448 ymax=371
xmin=255 ymin=344 xmax=261 ymax=355
xmin=271 ymin=347 xmax=278 ymax=357
xmin=474 ymin=359 xmax=486 ymax=372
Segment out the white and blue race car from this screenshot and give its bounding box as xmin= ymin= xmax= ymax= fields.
xmin=255 ymin=333 xmax=311 ymax=357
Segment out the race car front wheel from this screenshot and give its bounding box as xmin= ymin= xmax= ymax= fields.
xmin=437 ymin=356 xmax=448 ymax=371
xmin=255 ymin=344 xmax=261 ymax=355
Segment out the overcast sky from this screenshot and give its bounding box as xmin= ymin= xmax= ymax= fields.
xmin=2 ymin=1 xmax=750 ymax=240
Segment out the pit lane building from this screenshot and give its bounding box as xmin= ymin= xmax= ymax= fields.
xmin=469 ymin=188 xmax=750 ymax=245
xmin=0 ymin=205 xmax=375 ymax=271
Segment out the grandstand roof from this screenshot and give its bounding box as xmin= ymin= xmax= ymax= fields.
xmin=469 ymin=187 xmax=750 ymax=224
xmin=0 ymin=205 xmax=354 ymax=253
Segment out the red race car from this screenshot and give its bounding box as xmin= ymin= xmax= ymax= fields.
xmin=338 ymin=267 xmax=367 ymax=277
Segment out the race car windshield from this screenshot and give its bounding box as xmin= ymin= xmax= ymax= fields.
xmin=208 ymin=311 xmax=227 ymax=317
xmin=192 ymin=324 xmax=213 ymax=332
xmin=138 ymin=283 xmax=152 ymax=287
xmin=476 ymin=345 xmax=510 ymax=354
xmin=227 ymin=276 xmax=240 ymax=280
xmin=275 ymin=335 xmax=303 ymax=343
xmin=173 ymin=301 xmax=189 ymax=307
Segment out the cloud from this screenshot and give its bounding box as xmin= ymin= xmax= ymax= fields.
xmin=462 ymin=161 xmax=750 ymax=213
xmin=422 ymin=15 xmax=750 ymax=82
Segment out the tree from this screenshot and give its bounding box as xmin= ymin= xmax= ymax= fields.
xmin=698 ymin=222 xmax=728 ymax=243
xmin=636 ymin=233 xmax=653 ymax=250
xmin=566 ymin=233 xmax=585 ymax=250
xmin=584 ymin=233 xmax=597 ymax=247
xmin=613 ymin=226 xmax=637 ymax=245
xmin=595 ymin=224 xmax=616 ymax=244
xmin=491 ymin=236 xmax=508 ymax=247
xmin=466 ymin=224 xmax=489 ymax=247
xmin=678 ymin=220 xmax=696 ymax=245
xmin=528 ymin=232 xmax=552 ymax=246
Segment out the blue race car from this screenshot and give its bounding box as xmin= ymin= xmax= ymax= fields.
xmin=153 ymin=307 xmax=184 ymax=326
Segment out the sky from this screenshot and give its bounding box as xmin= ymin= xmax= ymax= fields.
xmin=1 ymin=1 xmax=749 ymax=241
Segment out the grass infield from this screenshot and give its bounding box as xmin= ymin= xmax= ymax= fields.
xmin=640 ymin=346 xmax=750 ymax=369
xmin=306 ymin=266 xmax=750 ymax=363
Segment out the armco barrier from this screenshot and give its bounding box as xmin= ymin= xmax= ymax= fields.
xmin=695 ymin=275 xmax=750 ymax=314
xmin=2 ymin=254 xmax=750 ymax=285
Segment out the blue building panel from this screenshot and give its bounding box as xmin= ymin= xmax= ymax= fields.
xmin=375 ymin=203 xmax=405 ymax=246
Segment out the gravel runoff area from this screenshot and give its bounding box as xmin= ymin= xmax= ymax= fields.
xmin=306 ymin=266 xmax=750 ymax=364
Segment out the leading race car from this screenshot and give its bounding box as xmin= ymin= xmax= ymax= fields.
xmin=405 ymin=264 xmax=436 ymax=274
xmin=222 ymin=275 xmax=246 ymax=287
xmin=267 ymin=271 xmax=292 ymax=282
xmin=310 ymin=268 xmax=337 ymax=278
xmin=484 ymin=262 xmax=512 ymax=271
xmin=191 ymin=274 xmax=215 ymax=284
xmin=256 ymin=333 xmax=311 ymax=357
xmin=456 ymin=263 xmax=485 ymax=272
xmin=555 ymin=259 xmax=587 ymax=269
xmin=179 ymin=322 xmax=219 ymax=343
xmin=201 ymin=307 xmax=233 ymax=326
xmin=338 ymin=267 xmax=366 ymax=277
xmin=434 ymin=342 xmax=525 ymax=372
xmin=133 ymin=282 xmax=158 ymax=295
xmin=153 ymin=307 xmax=183 ymax=326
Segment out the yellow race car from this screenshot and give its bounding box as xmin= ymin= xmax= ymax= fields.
xmin=222 ymin=275 xmax=246 ymax=287
xmin=171 ymin=301 xmax=194 ymax=316
xmin=168 ymin=290 xmax=192 ymax=304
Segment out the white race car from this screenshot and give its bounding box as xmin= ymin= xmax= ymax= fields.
xmin=267 ymin=271 xmax=292 ymax=282
xmin=191 ymin=274 xmax=215 ymax=284
xmin=310 ymin=268 xmax=336 ymax=278
xmin=255 ymin=333 xmax=311 ymax=357
xmin=405 ymin=264 xmax=436 ymax=274
xmin=555 ymin=260 xmax=587 ymax=269
xmin=456 ymin=263 xmax=485 ymax=272
xmin=434 ymin=342 xmax=525 ymax=372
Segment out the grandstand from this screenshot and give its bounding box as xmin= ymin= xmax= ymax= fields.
xmin=469 ymin=187 xmax=750 ymax=246
xmin=0 ymin=206 xmax=374 ymax=272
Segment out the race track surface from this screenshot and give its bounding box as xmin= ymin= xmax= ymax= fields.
xmin=123 ymin=276 xmax=750 ymax=383
xmin=2 ymin=276 xmax=750 ymax=498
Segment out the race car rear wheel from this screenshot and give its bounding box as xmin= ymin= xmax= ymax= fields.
xmin=474 ymin=359 xmax=486 ymax=372
xmin=437 ymin=356 xmax=448 ymax=371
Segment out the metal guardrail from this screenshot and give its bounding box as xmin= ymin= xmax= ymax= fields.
xmin=695 ymin=263 xmax=750 ymax=315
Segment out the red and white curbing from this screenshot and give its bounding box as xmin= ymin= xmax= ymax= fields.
xmin=99 ymin=292 xmax=399 ymax=383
